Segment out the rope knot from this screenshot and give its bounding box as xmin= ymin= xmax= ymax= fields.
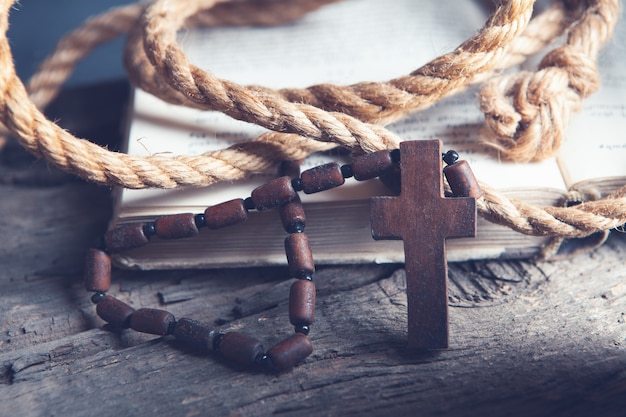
xmin=479 ymin=44 xmax=600 ymax=163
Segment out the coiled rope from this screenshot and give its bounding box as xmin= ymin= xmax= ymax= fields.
xmin=0 ymin=0 xmax=624 ymax=240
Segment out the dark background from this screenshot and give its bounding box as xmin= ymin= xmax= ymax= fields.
xmin=7 ymin=1 xmax=132 ymax=86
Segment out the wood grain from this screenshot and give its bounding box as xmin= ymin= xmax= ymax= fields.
xmin=1 ymin=82 xmax=625 ymax=417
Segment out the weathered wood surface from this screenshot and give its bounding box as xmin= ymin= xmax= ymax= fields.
xmin=1 ymin=82 xmax=626 ymax=417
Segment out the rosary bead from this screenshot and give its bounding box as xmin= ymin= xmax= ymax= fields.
xmin=280 ymin=194 xmax=306 ymax=233
xmin=300 ymin=162 xmax=345 ymax=194
xmin=96 ymin=295 xmax=135 ymax=328
xmin=251 ymin=176 xmax=297 ymax=210
xmin=204 ymin=198 xmax=248 ymax=229
xmin=267 ymin=333 xmax=313 ymax=371
xmin=340 ymin=164 xmax=353 ymax=179
xmin=378 ymin=164 xmax=402 ymax=194
xmin=390 ymin=148 xmax=401 ymax=163
xmin=155 ymin=213 xmax=199 ymax=239
xmin=244 ymin=197 xmax=256 ymax=211
xmin=194 ymin=214 xmax=206 ymax=229
xmin=217 ymin=332 xmax=266 ymax=367
xmin=294 ymin=325 xmax=310 ymax=335
xmin=143 ymin=222 xmax=157 ymax=238
xmin=173 ymin=318 xmax=215 ymax=352
xmin=443 ymin=160 xmax=483 ymax=198
xmin=130 ymin=308 xmax=176 ymax=336
xmin=289 ymin=279 xmax=316 ymax=326
xmin=352 ymin=150 xmax=395 ymax=181
xmin=443 ymin=150 xmax=459 ymax=166
xmin=104 ymin=223 xmax=149 ymax=253
xmin=285 ymin=233 xmax=315 ymax=278
xmin=84 ymin=248 xmax=111 ymax=293
xmin=91 ymin=292 xmax=106 ymax=304
xmin=291 ymin=178 xmax=304 ymax=192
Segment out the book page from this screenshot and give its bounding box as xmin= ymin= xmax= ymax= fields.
xmin=557 ymin=15 xmax=626 ymax=193
xmin=121 ymin=0 xmax=565 ymax=217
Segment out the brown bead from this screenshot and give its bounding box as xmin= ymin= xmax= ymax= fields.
xmin=173 ymin=318 xmax=215 ymax=352
xmin=251 ymin=176 xmax=297 ymax=210
xmin=155 ymin=213 xmax=198 ymax=239
xmin=130 ymin=308 xmax=175 ymax=335
xmin=352 ymin=150 xmax=395 ymax=181
xmin=218 ymin=332 xmax=265 ymax=366
xmin=443 ymin=160 xmax=483 ymax=198
xmin=284 ymin=233 xmax=314 ymax=278
xmin=96 ymin=295 xmax=135 ymax=328
xmin=289 ymin=280 xmax=316 ymax=326
xmin=104 ymin=223 xmax=149 ymax=253
xmin=280 ymin=194 xmax=306 ymax=233
xmin=205 ymin=198 xmax=248 ymax=229
xmin=267 ymin=333 xmax=313 ymax=371
xmin=84 ymin=248 xmax=111 ymax=292
xmin=300 ymin=162 xmax=345 ymax=194
xmin=378 ymin=164 xmax=401 ymax=194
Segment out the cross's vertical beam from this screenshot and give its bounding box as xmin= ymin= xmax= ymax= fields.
xmin=370 ymin=140 xmax=476 ymax=349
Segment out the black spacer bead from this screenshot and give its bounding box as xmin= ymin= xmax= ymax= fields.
xmin=212 ymin=332 xmax=225 ymax=351
xmin=244 ymin=197 xmax=256 ymax=211
xmin=194 ymin=213 xmax=206 ymax=228
xmin=143 ymin=222 xmax=157 ymax=237
xmin=390 ymin=149 xmax=401 ymax=163
xmin=291 ymin=178 xmax=303 ymax=192
xmin=295 ymin=325 xmax=310 ymax=335
xmin=443 ymin=150 xmax=459 ymax=166
xmin=302 ymin=274 xmax=313 ymax=281
xmin=340 ymin=164 xmax=353 ymax=179
xmin=286 ymin=222 xmax=305 ymax=234
xmin=90 ymin=292 xmax=106 ymax=304
xmin=255 ymin=353 xmax=273 ymax=369
xmin=166 ymin=319 xmax=178 ymax=335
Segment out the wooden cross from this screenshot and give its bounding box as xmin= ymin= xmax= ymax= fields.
xmin=370 ymin=140 xmax=476 ymax=350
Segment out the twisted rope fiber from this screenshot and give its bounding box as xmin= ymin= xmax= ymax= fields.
xmin=140 ymin=0 xmax=535 ymax=134
xmin=27 ymin=0 xmax=343 ymax=111
xmin=0 ymin=0 xmax=625 ymax=239
xmin=8 ymin=0 xmax=578 ymax=174
xmin=480 ymin=0 xmax=622 ymax=162
xmin=0 ymin=0 xmax=333 ymax=188
xmin=128 ymin=0 xmax=570 ymax=122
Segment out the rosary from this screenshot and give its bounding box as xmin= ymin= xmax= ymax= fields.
xmin=84 ymin=139 xmax=481 ymax=372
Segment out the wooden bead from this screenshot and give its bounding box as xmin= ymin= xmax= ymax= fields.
xmin=285 ymin=233 xmax=314 ymax=278
xmin=378 ymin=164 xmax=401 ymax=194
xmin=84 ymin=248 xmax=111 ymax=292
xmin=104 ymin=223 xmax=149 ymax=253
xmin=218 ymin=332 xmax=265 ymax=366
xmin=289 ymin=280 xmax=316 ymax=326
xmin=443 ymin=160 xmax=483 ymax=198
xmin=251 ymin=176 xmax=297 ymax=210
xmin=154 ymin=213 xmax=198 ymax=239
xmin=130 ymin=308 xmax=175 ymax=335
xmin=352 ymin=150 xmax=395 ymax=181
xmin=173 ymin=318 xmax=215 ymax=352
xmin=267 ymin=333 xmax=313 ymax=371
xmin=204 ymin=198 xmax=248 ymax=229
xmin=280 ymin=194 xmax=306 ymax=233
xmin=300 ymin=162 xmax=345 ymax=194
xmin=96 ymin=295 xmax=135 ymax=328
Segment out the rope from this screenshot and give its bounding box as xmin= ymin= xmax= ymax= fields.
xmin=479 ymin=0 xmax=622 ymax=162
xmin=0 ymin=0 xmax=624 ymax=241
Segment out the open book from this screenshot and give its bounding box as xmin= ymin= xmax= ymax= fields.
xmin=112 ymin=0 xmax=626 ymax=269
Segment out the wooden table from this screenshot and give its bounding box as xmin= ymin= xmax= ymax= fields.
xmin=1 ymin=82 xmax=625 ymax=417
